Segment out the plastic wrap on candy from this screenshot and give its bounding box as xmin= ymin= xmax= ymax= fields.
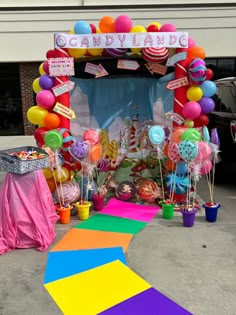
xmin=137 ymin=179 xmax=161 ymax=203
xmin=116 ymin=181 xmax=137 ymax=202
xmin=77 ymin=176 xmax=96 ymax=201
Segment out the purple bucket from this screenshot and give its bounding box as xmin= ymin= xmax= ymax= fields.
xmin=182 ymin=210 xmax=196 ymax=227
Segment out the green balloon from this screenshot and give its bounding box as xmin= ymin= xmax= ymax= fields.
xmin=181 ymin=128 xmax=202 ymax=142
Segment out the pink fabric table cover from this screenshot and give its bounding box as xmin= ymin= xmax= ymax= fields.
xmin=0 ymin=170 xmax=58 ymax=255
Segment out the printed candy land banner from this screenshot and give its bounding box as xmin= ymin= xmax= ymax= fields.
xmin=70 ymin=73 xmax=174 ymax=185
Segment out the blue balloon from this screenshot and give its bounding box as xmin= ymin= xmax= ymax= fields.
xmin=178 ymin=140 xmax=198 ymax=162
xmin=148 ymin=126 xmax=165 ymax=145
xmin=74 ymin=21 xmax=92 ymax=34
xmin=176 ymin=161 xmax=188 ymax=175
xmin=201 ymin=80 xmax=217 ymax=98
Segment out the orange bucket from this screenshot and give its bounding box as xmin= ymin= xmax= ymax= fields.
xmin=56 ymin=205 xmax=72 ymax=224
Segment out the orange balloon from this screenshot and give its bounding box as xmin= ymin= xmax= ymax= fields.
xmin=44 ymin=113 xmax=60 ymax=130
xmin=163 ymin=143 xmax=169 ymax=157
xmin=188 ymin=46 xmax=206 ymax=61
xmin=99 ymin=16 xmax=115 ymax=33
xmin=46 ymin=177 xmax=56 ymax=193
xmin=89 ymin=144 xmax=103 ymax=163
xmin=165 ymin=158 xmax=176 ymax=171
xmin=171 ymin=127 xmax=186 ymax=144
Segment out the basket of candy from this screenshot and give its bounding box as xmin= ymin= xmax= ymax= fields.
xmin=0 ymin=146 xmax=50 ymax=174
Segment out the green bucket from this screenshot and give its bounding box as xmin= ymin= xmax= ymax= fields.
xmin=162 ymin=203 xmax=175 ymax=219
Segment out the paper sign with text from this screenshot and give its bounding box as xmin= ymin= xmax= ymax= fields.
xmin=52 ymin=81 xmax=75 ymax=97
xmin=53 ymin=102 xmax=76 ymax=120
xmin=165 ymin=112 xmax=185 ymax=125
xmin=145 ymin=63 xmax=167 ymax=75
xmin=117 ymin=59 xmax=140 ymax=71
xmin=166 ymin=52 xmax=187 ymax=66
xmin=166 ymin=76 xmax=189 ymax=90
xmin=48 ymin=58 xmax=74 ymax=77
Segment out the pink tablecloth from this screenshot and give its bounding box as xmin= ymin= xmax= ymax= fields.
xmin=0 ymin=170 xmax=59 ymax=255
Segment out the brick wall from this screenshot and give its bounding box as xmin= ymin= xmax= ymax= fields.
xmin=19 ymin=62 xmax=40 ymax=135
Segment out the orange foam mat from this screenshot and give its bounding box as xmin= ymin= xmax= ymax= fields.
xmin=50 ymin=228 xmax=133 ymax=252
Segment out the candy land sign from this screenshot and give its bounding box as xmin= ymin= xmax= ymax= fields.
xmin=55 ymin=32 xmax=188 ymax=49
xmin=48 ymin=57 xmax=75 ymax=77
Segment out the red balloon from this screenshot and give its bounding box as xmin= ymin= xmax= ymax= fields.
xmin=146 ymin=24 xmax=159 ymax=32
xmin=46 ymin=49 xmax=55 ymax=59
xmin=205 ymin=68 xmax=214 ymax=80
xmin=90 ymin=23 xmax=97 ymax=34
xmin=194 ymin=114 xmax=209 ymax=127
xmin=34 ymin=127 xmax=49 ymax=147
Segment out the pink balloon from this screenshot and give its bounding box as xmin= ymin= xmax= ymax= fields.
xmin=160 ymin=23 xmax=176 ymax=32
xmin=200 ymin=159 xmax=212 ymax=175
xmin=182 ymin=101 xmax=201 ymax=120
xmin=188 ymin=37 xmax=196 ymax=49
xmin=36 ymin=90 xmax=55 ymax=109
xmin=114 ymin=15 xmax=133 ymax=33
xmin=195 ymin=141 xmax=212 ymax=163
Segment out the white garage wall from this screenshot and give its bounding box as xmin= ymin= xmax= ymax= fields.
xmin=0 ymin=5 xmax=235 ymax=62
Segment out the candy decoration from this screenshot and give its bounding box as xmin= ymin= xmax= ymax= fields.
xmin=55 ymin=181 xmax=81 ymax=205
xmin=142 ymin=47 xmax=169 ymax=63
xmin=166 ymin=173 xmax=190 ymax=194
xmin=105 ymin=48 xmax=128 ymax=57
xmin=116 ymin=181 xmax=137 ymax=201
xmin=137 ymin=179 xmax=161 ymax=203
xmin=188 ymin=58 xmax=206 ymax=84
xmin=178 ymin=140 xmax=198 ymax=162
xmin=83 ymin=129 xmax=100 ymax=145
xmin=148 ymin=126 xmax=165 ymax=145
xmin=70 ymin=140 xmax=89 ymax=160
xmin=168 ymin=141 xmax=181 ymax=163
xmin=89 ymin=144 xmax=103 ymax=163
xmin=44 ymin=130 xmax=63 ymax=150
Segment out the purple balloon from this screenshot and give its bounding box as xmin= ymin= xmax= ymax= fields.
xmin=39 ymin=74 xmax=54 ymax=90
xmin=211 ymin=128 xmax=220 ymax=146
xmin=199 ymin=97 xmax=215 ymax=114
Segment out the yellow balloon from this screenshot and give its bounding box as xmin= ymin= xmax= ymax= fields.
xmin=187 ymin=86 xmax=203 ymax=102
xmin=43 ymin=167 xmax=53 ymax=179
xmin=32 ymin=78 xmax=42 ymax=94
xmin=54 ymin=167 xmax=69 ymax=183
xmin=130 ymin=25 xmax=146 ymax=54
xmin=184 ymin=119 xmax=194 ymax=128
xmin=39 ymin=62 xmax=46 ymax=75
xmin=68 ymin=48 xmax=86 ymax=59
xmin=27 ymin=106 xmax=48 ymax=125
xmin=69 ymin=29 xmax=74 ymax=34
xmin=148 ymin=21 xmax=162 ymax=30
xmin=87 ymin=48 xmax=103 ymax=56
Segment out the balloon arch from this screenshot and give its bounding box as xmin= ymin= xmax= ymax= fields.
xmin=27 ymin=15 xmax=218 ymax=206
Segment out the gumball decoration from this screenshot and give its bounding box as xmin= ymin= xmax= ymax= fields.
xmin=181 ymin=128 xmax=202 ymax=142
xmin=159 ymin=23 xmax=176 ymax=32
xmin=55 ymin=181 xmax=81 ymax=204
xmin=70 ymin=140 xmax=89 ymax=160
xmin=200 ymin=80 xmax=217 ymax=98
xmin=74 ymin=20 xmax=91 ymax=34
xmin=44 ymin=113 xmax=60 ymax=129
xmin=137 ymin=179 xmax=161 ymax=203
xmin=54 ymin=166 xmax=70 ymax=183
xmin=99 ymin=16 xmax=115 ymax=33
xmin=114 ymin=15 xmax=133 ymax=33
xmin=36 ymin=90 xmax=55 ymax=109
xmin=27 ymin=105 xmax=48 ymax=125
xmin=83 ymin=129 xmax=100 ymax=145
xmin=166 ymin=173 xmax=190 ymax=194
xmin=142 ymin=47 xmax=169 ymax=63
xmin=39 ymin=74 xmax=54 ymax=90
xmin=198 ymin=97 xmax=215 ymax=114
xmin=116 ymin=181 xmax=137 ymax=201
xmin=188 ymin=58 xmax=206 ymax=84
xmin=182 ymin=101 xmax=201 ymax=120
